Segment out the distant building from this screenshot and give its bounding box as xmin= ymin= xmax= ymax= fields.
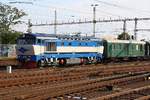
xmin=0 ymin=44 xmax=16 ymax=57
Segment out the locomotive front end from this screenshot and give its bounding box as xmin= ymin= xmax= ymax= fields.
xmin=16 ymin=34 xmax=38 ymax=68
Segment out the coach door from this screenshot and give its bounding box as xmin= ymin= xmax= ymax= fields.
xmin=146 ymin=42 xmax=150 ymax=56
xmin=127 ymin=43 xmax=134 ymax=56
xmin=125 ymin=43 xmax=129 ymax=56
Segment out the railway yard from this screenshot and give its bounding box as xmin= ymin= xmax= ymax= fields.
xmin=0 ymin=59 xmax=150 ymax=100
xmin=1 ymin=0 xmax=150 ymax=100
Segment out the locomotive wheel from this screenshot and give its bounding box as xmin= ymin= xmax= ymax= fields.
xmin=37 ymin=60 xmax=45 ymax=67
xmin=59 ymin=59 xmax=66 ymax=66
xmin=80 ymin=58 xmax=88 ymax=65
xmin=92 ymin=58 xmax=98 ymax=64
xmin=96 ymin=57 xmax=102 ymax=64
xmin=80 ymin=58 xmax=84 ymax=65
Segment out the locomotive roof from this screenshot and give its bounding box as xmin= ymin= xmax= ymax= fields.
xmin=23 ymin=33 xmax=101 ymax=41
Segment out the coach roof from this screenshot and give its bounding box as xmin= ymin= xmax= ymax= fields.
xmin=105 ymin=39 xmax=145 ymax=44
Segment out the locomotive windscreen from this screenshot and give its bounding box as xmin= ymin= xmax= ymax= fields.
xmin=17 ymin=34 xmax=36 ymax=45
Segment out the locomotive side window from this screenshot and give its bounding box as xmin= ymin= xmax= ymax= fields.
xmin=97 ymin=42 xmax=102 ymax=46
xmin=68 ymin=42 xmax=71 ymax=46
xmin=61 ymin=42 xmax=64 ymax=46
xmin=79 ymin=43 xmax=81 ymax=46
xmin=46 ymin=42 xmax=56 ymax=51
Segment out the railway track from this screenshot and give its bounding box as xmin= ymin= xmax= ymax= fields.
xmin=0 ymin=72 xmax=149 ymax=100
xmin=93 ymin=85 xmax=150 ymax=100
xmin=0 ymin=60 xmax=150 ymax=79
xmin=0 ymin=61 xmax=149 ymax=100
xmin=0 ymin=62 xmax=150 ymax=88
xmin=135 ymin=95 xmax=150 ymax=100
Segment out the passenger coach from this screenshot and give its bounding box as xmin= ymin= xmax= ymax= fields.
xmin=145 ymin=41 xmax=150 ymax=58
xmin=16 ymin=33 xmax=104 ymax=68
xmin=103 ymin=40 xmax=145 ymax=61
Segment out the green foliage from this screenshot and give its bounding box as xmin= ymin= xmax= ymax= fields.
xmin=117 ymin=32 xmax=130 ymax=40
xmin=0 ymin=31 xmax=21 ymax=44
xmin=0 ymin=2 xmax=26 ymax=44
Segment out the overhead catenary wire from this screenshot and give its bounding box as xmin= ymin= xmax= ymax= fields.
xmin=92 ymin=0 xmax=150 ymax=16
xmin=9 ymin=1 xmax=33 ymax=5
xmin=8 ymin=1 xmax=125 ymax=18
xmin=5 ymin=0 xmax=150 ymax=39
xmin=6 ymin=0 xmax=150 ymax=17
xmin=6 ymin=0 xmax=128 ymax=22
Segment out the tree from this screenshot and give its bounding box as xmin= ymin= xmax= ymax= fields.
xmin=117 ymin=32 xmax=130 ymax=40
xmin=0 ymin=2 xmax=26 ymax=44
xmin=0 ymin=31 xmax=21 ymax=44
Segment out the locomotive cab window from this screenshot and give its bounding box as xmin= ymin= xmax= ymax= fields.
xmin=17 ymin=38 xmax=35 ymax=45
xmin=37 ymin=39 xmax=41 ymax=44
xmin=36 ymin=39 xmax=44 ymax=45
xmin=46 ymin=42 xmax=56 ymax=51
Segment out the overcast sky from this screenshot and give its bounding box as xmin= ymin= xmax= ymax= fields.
xmin=1 ymin=0 xmax=150 ymax=40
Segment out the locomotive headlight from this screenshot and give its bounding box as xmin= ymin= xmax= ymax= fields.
xmin=27 ymin=56 xmax=31 ymax=61
xmin=27 ymin=58 xmax=30 ymax=61
xmin=23 ymin=56 xmax=26 ymax=59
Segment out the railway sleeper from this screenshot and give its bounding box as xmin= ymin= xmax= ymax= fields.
xmin=12 ymin=73 xmax=150 ymax=100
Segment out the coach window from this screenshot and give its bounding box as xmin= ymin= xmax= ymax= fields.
xmin=119 ymin=44 xmax=121 ymax=49
xmin=112 ymin=44 xmax=116 ymax=50
xmin=132 ymin=45 xmax=134 ymax=49
xmin=140 ymin=45 xmax=143 ymax=51
xmin=114 ymin=44 xmax=116 ymax=49
xmin=120 ymin=44 xmax=122 ymax=49
xmin=112 ymin=44 xmax=114 ymax=50
xmin=136 ymin=45 xmax=139 ymax=50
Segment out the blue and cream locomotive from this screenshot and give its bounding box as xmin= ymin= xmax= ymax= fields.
xmin=16 ymin=33 xmax=104 ymax=68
